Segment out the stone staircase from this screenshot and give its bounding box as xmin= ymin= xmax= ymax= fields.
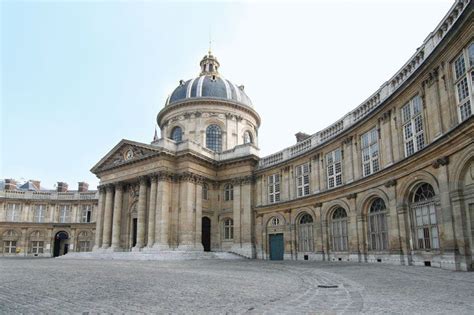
xmin=58 ymin=250 xmax=245 ymax=261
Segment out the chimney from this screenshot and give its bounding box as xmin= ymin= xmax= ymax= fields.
xmin=295 ymin=132 xmax=311 ymax=143
xmin=4 ymin=179 xmax=17 ymax=190
xmin=57 ymin=182 xmax=68 ymax=192
xmin=30 ymin=180 xmax=41 ymax=191
xmin=78 ymin=182 xmax=89 ymax=192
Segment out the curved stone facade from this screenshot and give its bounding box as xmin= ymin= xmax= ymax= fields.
xmin=90 ymin=0 xmax=474 ymax=270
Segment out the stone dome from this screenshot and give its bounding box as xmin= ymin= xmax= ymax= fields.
xmin=166 ymin=52 xmax=253 ymax=107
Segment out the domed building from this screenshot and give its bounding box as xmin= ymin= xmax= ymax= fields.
xmin=90 ymin=0 xmax=474 ymax=271
xmin=90 ymin=51 xmax=260 ymax=257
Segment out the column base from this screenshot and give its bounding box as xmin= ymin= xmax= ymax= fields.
xmin=131 ymin=246 xmax=142 ymax=252
xmin=107 ymin=246 xmax=123 ymax=253
xmin=151 ymin=243 xmax=171 ymax=251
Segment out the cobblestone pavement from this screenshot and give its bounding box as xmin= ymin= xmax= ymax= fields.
xmin=0 ymin=258 xmax=473 ymax=314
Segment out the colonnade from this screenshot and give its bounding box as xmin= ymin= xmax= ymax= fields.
xmin=92 ymin=172 xmax=204 ymax=252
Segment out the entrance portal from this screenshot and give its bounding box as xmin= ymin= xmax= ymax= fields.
xmin=53 ymin=231 xmax=69 ymax=257
xmin=269 ymin=233 xmax=284 ymax=260
xmin=202 ymin=217 xmax=211 ymax=252
xmin=132 ymin=218 xmax=138 ymax=248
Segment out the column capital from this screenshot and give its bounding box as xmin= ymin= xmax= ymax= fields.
xmin=138 ymin=176 xmax=148 ymax=185
xmin=114 ymin=182 xmax=124 ymax=191
xmin=105 ymin=184 xmax=114 ymax=192
xmin=150 ymin=175 xmax=158 ymax=183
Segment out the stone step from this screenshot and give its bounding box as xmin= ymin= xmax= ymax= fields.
xmin=58 ymin=250 xmax=245 ymax=261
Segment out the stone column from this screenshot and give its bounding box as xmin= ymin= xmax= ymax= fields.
xmin=385 ymin=180 xmax=403 ymax=263
xmin=178 ymin=177 xmax=195 ymax=250
xmin=93 ymin=187 xmax=105 ymax=251
xmin=347 ymin=195 xmax=359 ymax=261
xmin=110 ymin=183 xmax=123 ymax=251
xmin=153 ymin=175 xmax=171 ymax=250
xmin=239 ymin=180 xmax=254 ymax=257
xmin=101 ymin=185 xmax=114 ymax=249
xmin=437 ymin=162 xmax=460 ymax=270
xmin=313 ymin=203 xmax=324 ymax=260
xmin=232 ymin=182 xmax=242 ymax=247
xmin=195 ymin=181 xmax=204 ymax=251
xmin=134 ymin=177 xmax=147 ymax=250
xmin=147 ymin=176 xmax=158 ymax=248
xmin=396 ymin=204 xmax=411 ymax=266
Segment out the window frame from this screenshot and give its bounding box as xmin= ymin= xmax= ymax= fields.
xmin=170 ymin=126 xmax=183 ymax=142
xmin=326 ymin=149 xmax=343 ymax=189
xmin=206 ymin=124 xmax=222 ymax=152
xmin=331 ymin=207 xmax=348 ymax=252
xmin=401 ymin=95 xmax=425 ymax=157
xmin=81 ymin=205 xmax=92 ymax=223
xmin=6 ymin=203 xmax=20 ymax=222
xmin=223 ymin=218 xmax=234 ymax=240
xmin=410 ymin=183 xmax=439 ymax=250
xmin=361 ymin=128 xmax=380 ymax=177
xmin=268 ymin=173 xmax=281 ymax=203
xmin=367 ymin=198 xmax=388 ymax=251
xmin=59 ymin=205 xmax=71 ymax=223
xmin=295 ymin=163 xmax=310 ymax=197
xmin=34 ymin=204 xmax=46 ymax=223
xmin=224 ymin=184 xmax=234 ymax=202
xmin=452 ymin=42 xmax=474 ymax=122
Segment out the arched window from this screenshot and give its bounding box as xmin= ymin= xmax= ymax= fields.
xmin=223 ymin=218 xmax=234 ymax=240
xmin=206 ymin=124 xmax=222 ymax=152
xmin=170 ymin=126 xmax=183 ymax=142
xmin=243 ymin=131 xmax=253 ymax=144
xmin=368 ymin=198 xmax=388 ymax=251
xmin=410 ymin=183 xmax=438 ymax=249
xmin=298 ymin=213 xmax=314 ymax=252
xmin=270 ymin=216 xmax=280 ymax=226
xmin=202 ymin=183 xmax=209 ymax=201
xmin=224 ymin=184 xmax=233 ymax=201
xmin=331 ymin=207 xmax=348 ymax=252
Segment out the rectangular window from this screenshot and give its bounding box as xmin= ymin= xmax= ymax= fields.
xmin=268 ymin=174 xmax=281 ymax=203
xmin=34 ymin=205 xmax=46 ymax=223
xmin=79 ymin=241 xmax=90 ymax=252
xmin=401 ymin=95 xmax=425 ymax=157
xmin=295 ymin=163 xmax=310 ymax=197
xmin=81 ymin=205 xmax=92 ymax=223
xmin=31 ymin=241 xmax=44 ymax=254
xmin=453 ymin=43 xmax=474 ymax=122
xmin=326 ymin=149 xmax=343 ymax=189
xmin=361 ymin=128 xmax=380 ymax=177
xmin=4 ymin=241 xmax=16 ymax=254
xmin=6 ymin=204 xmax=20 ymax=222
xmin=59 ymin=205 xmax=71 ymax=223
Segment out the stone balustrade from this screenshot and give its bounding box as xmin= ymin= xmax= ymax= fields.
xmin=257 ymin=0 xmax=469 ymax=169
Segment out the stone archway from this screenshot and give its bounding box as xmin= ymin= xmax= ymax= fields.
xmin=53 ymin=231 xmax=69 ymax=257
xmin=202 ymin=217 xmax=211 ymax=252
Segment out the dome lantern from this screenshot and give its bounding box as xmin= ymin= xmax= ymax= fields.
xmin=199 ymin=51 xmax=220 ymax=76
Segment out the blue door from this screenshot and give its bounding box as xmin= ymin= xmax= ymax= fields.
xmin=269 ymin=233 xmax=284 ymax=260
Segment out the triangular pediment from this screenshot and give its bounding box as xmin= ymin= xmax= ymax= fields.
xmin=91 ymin=139 xmax=162 ymax=174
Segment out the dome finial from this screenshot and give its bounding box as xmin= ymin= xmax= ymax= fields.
xmin=208 ymin=27 xmax=212 ymax=55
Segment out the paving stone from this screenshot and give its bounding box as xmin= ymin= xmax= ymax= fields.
xmin=0 ymin=258 xmax=473 ymax=314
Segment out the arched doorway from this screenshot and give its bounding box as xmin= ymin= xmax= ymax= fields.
xmin=53 ymin=231 xmax=69 ymax=257
xmin=202 ymin=217 xmax=211 ymax=251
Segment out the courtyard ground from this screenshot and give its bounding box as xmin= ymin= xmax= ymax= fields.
xmin=0 ymin=258 xmax=473 ymax=314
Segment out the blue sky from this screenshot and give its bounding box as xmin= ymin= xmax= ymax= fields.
xmin=1 ymin=0 xmax=453 ymax=189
